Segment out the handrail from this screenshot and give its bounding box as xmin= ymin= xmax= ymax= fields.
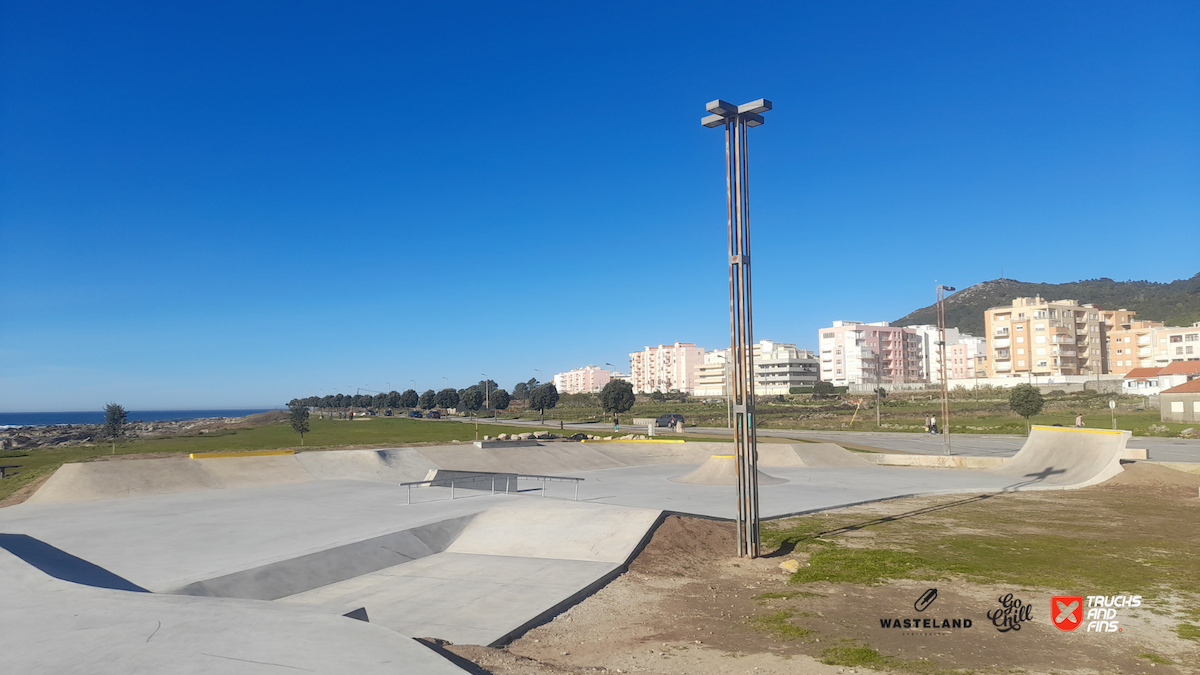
xmin=400 ymin=471 xmax=583 ymax=504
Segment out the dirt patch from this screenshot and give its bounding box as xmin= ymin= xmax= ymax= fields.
xmin=451 ymin=478 xmax=1200 ymax=675
xmin=1095 ymin=461 xmax=1200 ymax=498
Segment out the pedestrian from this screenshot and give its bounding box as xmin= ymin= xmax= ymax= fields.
xmin=930 ymin=415 xmax=939 ymax=435
xmin=1075 ymin=414 xmax=1083 ymax=428
xmin=924 ymin=415 xmax=931 ymax=434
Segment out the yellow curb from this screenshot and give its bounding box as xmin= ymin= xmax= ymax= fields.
xmin=579 ymin=439 xmax=686 ymax=443
xmin=1030 ymin=426 xmax=1124 ymax=435
xmin=190 ymin=450 xmax=296 ymax=459
xmin=710 ymin=454 xmax=735 ymax=459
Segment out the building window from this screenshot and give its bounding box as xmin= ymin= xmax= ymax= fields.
xmin=1017 ymin=360 xmax=1025 ymax=367
xmin=822 ymin=332 xmax=835 ymax=338
xmin=1171 ymin=401 xmax=1184 ymax=413
xmin=1171 ymin=335 xmax=1183 ymax=343
xmin=1035 ymin=323 xmax=1045 ymax=330
xmin=1017 ymin=336 xmax=1025 ymax=343
xmin=1187 ymin=334 xmax=1199 ymax=342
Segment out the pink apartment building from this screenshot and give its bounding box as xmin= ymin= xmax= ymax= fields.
xmin=552 ymin=366 xmax=613 ymax=395
xmin=817 ymin=321 xmax=922 ymax=386
xmin=629 ymin=343 xmax=705 ymax=393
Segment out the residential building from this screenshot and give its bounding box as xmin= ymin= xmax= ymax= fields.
xmin=983 ymin=297 xmax=1111 ymax=379
xmin=552 ymin=366 xmax=613 ymax=395
xmin=818 ymin=321 xmax=922 ymax=386
xmin=910 ymin=325 xmax=987 ymax=382
xmin=1123 ymin=367 xmax=1163 ymax=394
xmin=693 ymin=340 xmax=820 ymax=397
xmin=1105 ymin=320 xmax=1164 ymax=375
xmin=1151 ymin=322 xmax=1200 ymax=366
xmin=1159 ymin=379 xmax=1200 ymax=424
xmin=628 ymin=342 xmax=705 ymax=394
xmin=1156 ymin=360 xmax=1200 ymax=391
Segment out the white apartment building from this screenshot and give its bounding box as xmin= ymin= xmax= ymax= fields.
xmin=693 ymin=340 xmax=820 ymax=397
xmin=552 ymin=365 xmax=614 ymax=395
xmin=908 ymin=325 xmax=987 ymax=383
xmin=628 ymin=342 xmax=705 ymax=393
xmin=818 ymin=321 xmax=922 ymax=386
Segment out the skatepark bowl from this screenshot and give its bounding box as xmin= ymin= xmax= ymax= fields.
xmin=0 ymin=426 xmax=1157 ymax=673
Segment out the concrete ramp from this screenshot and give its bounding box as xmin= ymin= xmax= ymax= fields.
xmin=294 ymin=448 xmax=438 ymax=482
xmin=987 ymin=426 xmax=1130 ymax=489
xmin=669 ymin=455 xmax=788 ymax=486
xmin=419 ymin=443 xmax=624 ymax=475
xmin=788 ymin=443 xmax=879 ymax=468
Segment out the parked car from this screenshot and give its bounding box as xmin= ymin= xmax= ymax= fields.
xmin=384 ymin=410 xmax=392 ymax=417
xmin=428 ymin=411 xmax=442 ymax=419
xmin=656 ymin=414 xmax=685 ymax=428
xmin=407 ymin=410 xmax=423 ymax=418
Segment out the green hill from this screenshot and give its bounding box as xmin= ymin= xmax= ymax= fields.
xmin=893 ymin=273 xmax=1200 ymax=336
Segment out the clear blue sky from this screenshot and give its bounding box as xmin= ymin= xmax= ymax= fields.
xmin=2 ymin=1 xmax=1197 ymax=411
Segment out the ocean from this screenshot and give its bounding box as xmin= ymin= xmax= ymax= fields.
xmin=0 ymin=409 xmax=277 ymax=429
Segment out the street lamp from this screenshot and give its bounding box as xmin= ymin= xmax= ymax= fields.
xmin=936 ymin=284 xmax=956 ymax=456
xmin=703 ymin=97 xmax=771 ymax=559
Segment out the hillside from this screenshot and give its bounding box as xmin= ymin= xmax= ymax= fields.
xmin=893 ymin=273 xmax=1200 ymax=336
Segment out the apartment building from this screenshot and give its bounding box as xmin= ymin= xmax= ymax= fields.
xmin=984 ymin=297 xmax=1110 ymax=378
xmin=693 ymin=340 xmax=820 ymax=397
xmin=909 ymin=326 xmax=987 ymax=382
xmin=628 ymin=342 xmax=705 ymax=393
xmin=1150 ymin=322 xmax=1200 ymax=366
xmin=1105 ymin=320 xmax=1164 ymax=375
xmin=818 ymin=321 xmax=922 ymax=386
xmin=552 ymin=365 xmax=613 ymax=395
xmin=948 ymin=336 xmax=988 ymax=380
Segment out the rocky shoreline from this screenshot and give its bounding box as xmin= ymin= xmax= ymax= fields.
xmin=1 ymin=411 xmax=287 ymax=451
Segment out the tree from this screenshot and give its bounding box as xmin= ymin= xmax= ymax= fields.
xmin=418 ymin=389 xmax=436 ymax=410
xmin=875 ymin=387 xmax=888 ymax=398
xmin=459 ymin=387 xmax=484 ymax=412
xmin=1009 ymin=383 xmax=1044 ymax=432
xmin=400 ymin=389 xmax=419 ymax=408
xmin=812 ymin=381 xmax=836 ymax=400
xmin=435 ymin=388 xmax=460 ymax=410
xmin=528 ymin=383 xmax=560 ymax=423
xmin=599 ymin=380 xmax=635 ymax=421
xmin=288 ymin=401 xmax=311 ymax=445
xmin=512 ymin=381 xmax=529 ymax=401
xmin=490 ymin=388 xmax=511 ymax=411
xmin=104 ymin=403 xmax=127 ymax=454
xmin=385 ymin=390 xmax=402 ymax=408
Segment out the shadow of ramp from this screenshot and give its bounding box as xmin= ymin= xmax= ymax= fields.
xmin=988 ymin=426 xmax=1130 ymax=489
xmin=0 ymin=533 xmax=148 ymax=592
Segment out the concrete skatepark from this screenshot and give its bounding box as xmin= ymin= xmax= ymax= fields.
xmin=0 ymin=426 xmax=1172 ymax=673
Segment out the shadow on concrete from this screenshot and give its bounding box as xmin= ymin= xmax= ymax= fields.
xmin=415 ymin=638 xmax=497 ymax=675
xmin=1001 ymin=466 xmax=1068 ymax=491
xmin=0 ymin=533 xmax=149 ymax=592
xmin=763 ymin=493 xmax=999 ymax=558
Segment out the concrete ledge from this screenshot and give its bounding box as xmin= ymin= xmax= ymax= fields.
xmin=189 ymin=450 xmax=296 ymax=459
xmin=473 ymin=440 xmax=539 ymax=448
xmin=866 ymin=454 xmax=1006 ymax=469
xmin=1123 ymin=447 xmax=1149 ymax=460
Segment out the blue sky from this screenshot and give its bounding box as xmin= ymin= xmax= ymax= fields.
xmin=2 ymin=1 xmax=1198 ymax=411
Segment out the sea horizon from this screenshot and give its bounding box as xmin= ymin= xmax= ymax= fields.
xmin=0 ymin=409 xmax=280 ymax=429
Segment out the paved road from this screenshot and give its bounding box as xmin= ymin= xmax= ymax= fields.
xmin=451 ymin=416 xmax=1200 ymax=463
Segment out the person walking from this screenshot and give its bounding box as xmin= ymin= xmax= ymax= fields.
xmin=1075 ymin=414 xmax=1084 ymax=428
xmin=925 ymin=415 xmax=932 ymax=434
xmin=930 ymin=415 xmax=939 ymax=435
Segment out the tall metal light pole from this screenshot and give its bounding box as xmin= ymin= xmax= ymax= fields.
xmin=703 ymin=97 xmax=771 ymax=558
xmin=936 ymin=284 xmax=956 ymax=455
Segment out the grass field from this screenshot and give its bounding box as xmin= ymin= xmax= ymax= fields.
xmin=508 ymin=391 xmax=1191 ymax=437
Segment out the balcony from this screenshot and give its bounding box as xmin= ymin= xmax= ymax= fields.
xmin=993 ymin=328 xmax=1010 ymax=337
xmin=1052 ymin=349 xmax=1077 ymax=357
xmin=993 ymin=338 xmax=1010 ymax=348
xmin=995 ymin=362 xmax=1012 ymax=371
xmin=994 ymin=350 xmax=1011 ymax=359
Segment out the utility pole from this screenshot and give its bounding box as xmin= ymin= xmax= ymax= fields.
xmin=704 ymin=97 xmax=771 ymax=558
xmin=936 ymin=284 xmax=955 ymax=455
xmin=876 ymin=339 xmax=882 ymax=427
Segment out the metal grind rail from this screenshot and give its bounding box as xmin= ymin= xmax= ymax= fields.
xmin=399 ymin=472 xmax=584 ymax=504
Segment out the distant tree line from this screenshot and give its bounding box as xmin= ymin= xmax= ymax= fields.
xmin=286 ymin=377 xmax=556 ymax=415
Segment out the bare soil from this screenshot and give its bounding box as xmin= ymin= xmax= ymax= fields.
xmin=448 ymin=464 xmax=1200 ymax=675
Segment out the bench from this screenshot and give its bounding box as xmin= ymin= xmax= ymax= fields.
xmin=0 ymin=465 xmax=19 ymax=479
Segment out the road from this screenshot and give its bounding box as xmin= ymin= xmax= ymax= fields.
xmin=450 ymin=416 xmax=1200 ymax=463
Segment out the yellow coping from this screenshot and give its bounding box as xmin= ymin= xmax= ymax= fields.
xmin=189 ymin=450 xmax=296 ymax=460
xmin=1030 ymin=425 xmax=1124 ymax=435
xmin=710 ymin=454 xmax=735 ymax=459
xmin=579 ymin=439 xmax=686 ymax=444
